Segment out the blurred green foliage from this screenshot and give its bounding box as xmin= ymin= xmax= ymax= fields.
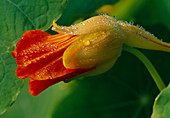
xmin=0 ymin=0 xmax=170 ymax=118
xmin=57 ymin=0 xmax=118 ymax=25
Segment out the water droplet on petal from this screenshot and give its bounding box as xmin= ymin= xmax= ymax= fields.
xmin=51 ymin=27 xmax=55 ymax=30
xmin=61 ymin=27 xmax=68 ymax=30
xmin=83 ymin=40 xmax=90 ymax=46
xmin=69 ymin=31 xmax=73 ymax=34
xmin=81 ymin=23 xmax=85 ymax=26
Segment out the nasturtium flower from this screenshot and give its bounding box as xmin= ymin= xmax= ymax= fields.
xmin=12 ymin=15 xmax=170 ymax=96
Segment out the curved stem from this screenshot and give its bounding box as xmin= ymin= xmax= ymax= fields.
xmin=123 ymin=45 xmax=165 ymax=91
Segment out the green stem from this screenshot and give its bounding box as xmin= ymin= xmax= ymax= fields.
xmin=123 ymin=45 xmax=165 ymax=91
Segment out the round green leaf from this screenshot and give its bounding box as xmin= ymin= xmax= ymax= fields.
xmin=151 ymin=84 xmax=170 ymax=118
xmin=0 ymin=0 xmax=67 ymax=115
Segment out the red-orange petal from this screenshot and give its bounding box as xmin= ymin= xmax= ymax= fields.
xmin=29 ymin=67 xmax=93 ymax=96
xmin=13 ymin=30 xmax=78 ymax=80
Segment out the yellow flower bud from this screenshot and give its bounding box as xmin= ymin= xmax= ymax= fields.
xmin=52 ymin=15 xmax=170 ymax=76
xmin=53 ymin=15 xmax=125 ymax=75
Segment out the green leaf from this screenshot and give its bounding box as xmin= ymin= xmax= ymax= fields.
xmin=0 ymin=0 xmax=67 ymax=115
xmin=151 ymin=84 xmax=170 ymax=118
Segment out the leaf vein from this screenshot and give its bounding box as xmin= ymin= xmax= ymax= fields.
xmin=0 ymin=56 xmax=6 ymax=84
xmin=5 ymin=0 xmax=36 ymax=29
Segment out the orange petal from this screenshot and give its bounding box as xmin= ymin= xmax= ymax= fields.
xmin=29 ymin=67 xmax=93 ymax=96
xmin=12 ymin=30 xmax=79 ymax=80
